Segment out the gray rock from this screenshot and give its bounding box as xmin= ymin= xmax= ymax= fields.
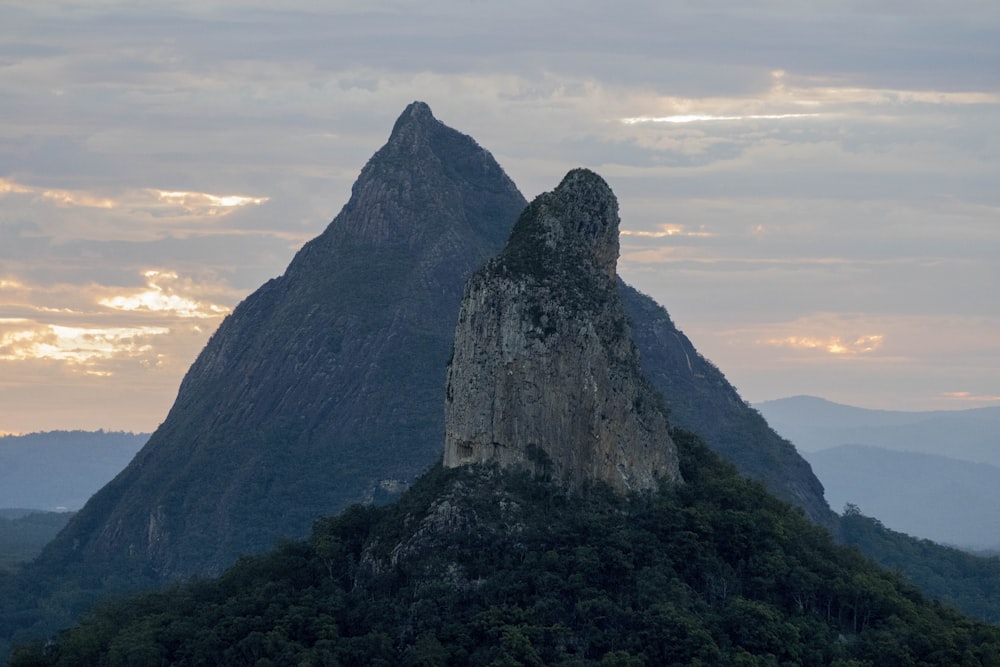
xmin=444 ymin=169 xmax=681 ymax=492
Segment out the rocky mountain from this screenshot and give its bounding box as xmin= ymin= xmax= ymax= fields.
xmin=9 ymin=103 xmax=1000 ymax=661
xmin=27 ymin=102 xmax=832 ymax=581
xmin=445 ymin=170 xmax=680 ymax=492
xmin=31 ymin=103 xmax=830 ymax=586
xmin=32 ymin=101 xmax=528 ymax=581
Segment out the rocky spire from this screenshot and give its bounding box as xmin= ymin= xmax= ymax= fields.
xmin=444 ymin=169 xmax=681 ymax=492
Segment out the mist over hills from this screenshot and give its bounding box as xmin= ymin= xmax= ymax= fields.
xmin=0 ymin=431 xmax=148 ymax=512
xmin=809 ymin=444 xmax=1000 ymax=551
xmin=757 ymin=395 xmax=1000 ymax=465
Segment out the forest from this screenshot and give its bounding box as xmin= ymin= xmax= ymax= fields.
xmin=11 ymin=431 xmax=1000 ymax=666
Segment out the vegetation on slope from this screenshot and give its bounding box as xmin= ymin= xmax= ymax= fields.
xmin=0 ymin=512 xmax=72 ymax=573
xmin=839 ymin=505 xmax=1000 ymax=625
xmin=12 ymin=432 xmax=1000 ymax=666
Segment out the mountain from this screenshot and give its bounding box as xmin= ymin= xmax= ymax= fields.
xmin=2 ymin=105 xmax=841 ymax=661
xmin=8 ymin=103 xmax=1000 ymax=662
xmin=32 ymin=101 xmax=528 ymax=582
xmin=0 ymin=431 xmax=148 ymax=512
xmin=32 ymin=103 xmax=831 ymax=585
xmin=806 ymin=444 xmax=1000 ymax=551
xmin=757 ymin=395 xmax=1000 ymax=465
xmin=445 ymin=169 xmax=680 ymax=492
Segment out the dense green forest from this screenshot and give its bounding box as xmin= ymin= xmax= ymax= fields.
xmin=12 ymin=432 xmax=1000 ymax=666
xmin=839 ymin=505 xmax=1000 ymax=625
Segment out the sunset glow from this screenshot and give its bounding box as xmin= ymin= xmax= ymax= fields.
xmin=99 ymin=271 xmax=231 ymax=319
xmin=622 ymin=113 xmax=820 ymax=124
xmin=0 ymin=323 xmax=170 ymax=366
xmin=760 ymin=334 xmax=885 ymax=356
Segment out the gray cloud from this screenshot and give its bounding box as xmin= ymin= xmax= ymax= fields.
xmin=1 ymin=0 xmax=998 ymax=432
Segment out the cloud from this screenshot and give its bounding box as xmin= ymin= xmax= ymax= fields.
xmin=758 ymin=334 xmax=885 ymax=357
xmin=98 ymin=270 xmax=231 ymax=319
xmin=0 ymin=321 xmax=170 ymax=371
xmin=941 ymin=392 xmax=1000 ymax=404
xmin=1 ymin=0 xmax=998 ymax=428
xmin=620 ymin=223 xmax=715 ymax=239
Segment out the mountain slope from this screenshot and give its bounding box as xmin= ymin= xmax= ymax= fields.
xmin=623 ymin=290 xmax=834 ymax=526
xmin=33 ymin=102 xmax=528 ymax=581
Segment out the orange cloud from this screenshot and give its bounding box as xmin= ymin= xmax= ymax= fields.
xmin=99 ymin=270 xmax=231 ymax=319
xmin=941 ymin=392 xmax=1000 ymax=403
xmin=760 ymin=334 xmax=884 ymax=356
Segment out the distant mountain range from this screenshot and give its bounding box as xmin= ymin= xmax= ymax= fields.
xmin=808 ymin=444 xmax=1000 ymax=551
xmin=0 ymin=431 xmax=148 ymax=511
xmin=756 ymin=395 xmax=1000 ymax=465
xmin=757 ymin=396 xmax=1000 ymax=551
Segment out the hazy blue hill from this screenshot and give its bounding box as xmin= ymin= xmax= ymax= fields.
xmin=807 ymin=444 xmax=1000 ymax=551
xmin=757 ymin=395 xmax=1000 ymax=465
xmin=0 ymin=431 xmax=148 ymax=511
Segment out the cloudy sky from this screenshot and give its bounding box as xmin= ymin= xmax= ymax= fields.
xmin=1 ymin=1 xmax=998 ymax=434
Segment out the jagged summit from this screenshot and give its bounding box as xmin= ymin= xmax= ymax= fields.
xmin=501 ymin=168 xmax=620 ymax=283
xmin=388 ymin=100 xmax=436 ymax=141
xmin=315 ymin=101 xmax=518 ymax=252
xmin=444 ymin=169 xmax=681 ymax=492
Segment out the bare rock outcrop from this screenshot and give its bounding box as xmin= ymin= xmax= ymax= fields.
xmin=444 ymin=169 xmax=681 ymax=492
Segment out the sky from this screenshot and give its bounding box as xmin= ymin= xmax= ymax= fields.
xmin=1 ymin=1 xmax=998 ymax=434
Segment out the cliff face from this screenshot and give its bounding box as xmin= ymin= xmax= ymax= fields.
xmin=36 ymin=102 xmax=527 ymax=580
xmin=444 ymin=169 xmax=680 ymax=492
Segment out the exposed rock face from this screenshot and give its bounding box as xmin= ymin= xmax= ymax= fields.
xmin=444 ymin=169 xmax=681 ymax=492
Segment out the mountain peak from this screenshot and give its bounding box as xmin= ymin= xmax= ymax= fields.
xmin=384 ymin=100 xmax=441 ymax=151
xmin=399 ymin=99 xmax=434 ymax=123
xmin=444 ymin=170 xmax=679 ymax=493
xmin=500 ymin=167 xmax=620 ymax=285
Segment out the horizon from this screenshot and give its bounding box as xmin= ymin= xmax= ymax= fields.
xmin=1 ymin=2 xmax=998 ymax=433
